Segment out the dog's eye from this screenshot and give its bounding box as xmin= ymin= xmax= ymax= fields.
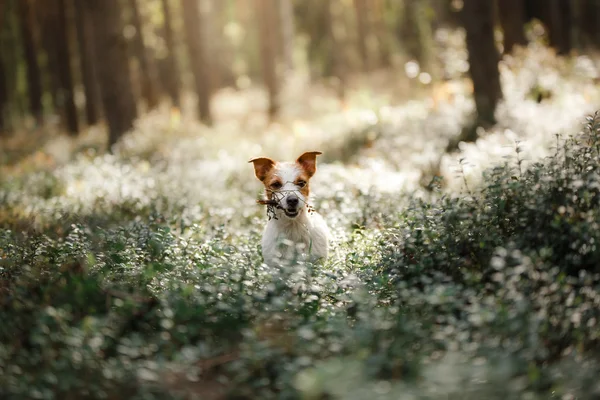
xmin=270 ymin=182 xmax=282 ymax=190
xmin=296 ymin=180 xmax=306 ymax=188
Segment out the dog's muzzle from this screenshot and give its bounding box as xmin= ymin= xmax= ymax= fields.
xmin=284 ymin=194 xmax=300 ymax=217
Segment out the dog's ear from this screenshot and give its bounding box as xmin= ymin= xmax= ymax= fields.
xmin=249 ymin=157 xmax=276 ymax=181
xmin=296 ymin=151 xmax=322 ymax=177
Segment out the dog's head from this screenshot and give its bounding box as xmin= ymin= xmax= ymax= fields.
xmin=249 ymin=151 xmax=322 ymax=219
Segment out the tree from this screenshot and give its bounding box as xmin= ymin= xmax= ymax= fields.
xmin=296 ymin=0 xmax=337 ymax=78
xmin=17 ymin=0 xmax=44 ymax=122
xmin=73 ymin=0 xmax=100 ymax=125
xmin=0 ymin=54 xmax=7 ymax=133
xmin=578 ymin=0 xmax=600 ymax=49
xmin=548 ymin=0 xmax=571 ymax=55
xmin=328 ymin=0 xmax=348 ymax=98
xmin=181 ymin=0 xmax=212 ymax=124
xmin=37 ymin=1 xmax=60 ymax=110
xmin=158 ymin=0 xmax=181 ymax=107
xmin=277 ymin=0 xmax=295 ymax=71
xmin=2 ymin=0 xmax=25 ymax=130
xmin=526 ymin=0 xmax=571 ymax=54
xmin=402 ymin=0 xmax=435 ymax=74
xmin=204 ymin=0 xmax=235 ymax=90
xmin=55 ymin=0 xmax=79 ymax=134
xmin=372 ymin=0 xmax=391 ymax=67
xmin=447 ymin=0 xmax=503 ymax=151
xmin=128 ymin=0 xmax=160 ymax=110
xmin=462 ymin=0 xmax=502 ymax=128
xmin=87 ymin=0 xmax=138 ymax=147
xmin=497 ymin=0 xmax=527 ymax=53
xmin=353 ymin=0 xmax=370 ymax=71
xmin=257 ymin=0 xmax=280 ymax=118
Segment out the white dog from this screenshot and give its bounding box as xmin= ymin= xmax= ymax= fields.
xmin=249 ymin=151 xmax=329 ymax=265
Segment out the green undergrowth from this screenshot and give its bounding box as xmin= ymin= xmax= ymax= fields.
xmin=2 ymin=113 xmax=600 ymax=399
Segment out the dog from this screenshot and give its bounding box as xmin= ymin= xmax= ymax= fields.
xmin=249 ymin=151 xmax=329 ymax=265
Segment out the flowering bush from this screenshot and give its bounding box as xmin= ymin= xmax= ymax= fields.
xmin=2 ymin=108 xmax=600 ymax=399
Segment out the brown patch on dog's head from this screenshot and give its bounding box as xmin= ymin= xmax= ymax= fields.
xmin=296 ymin=151 xmax=322 ymax=178
xmin=295 ymin=151 xmax=322 ymax=200
xmin=294 ymin=171 xmax=311 ymax=198
xmin=264 ymin=173 xmax=284 ymax=200
xmin=249 ymin=157 xmax=281 ymax=200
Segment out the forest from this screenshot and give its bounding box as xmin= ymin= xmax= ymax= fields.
xmin=2 ymin=0 xmax=600 ymax=399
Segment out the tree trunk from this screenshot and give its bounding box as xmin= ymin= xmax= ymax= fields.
xmin=579 ymin=0 xmax=600 ymax=49
xmin=353 ymin=0 xmax=369 ymax=71
xmin=54 ymin=0 xmax=79 ymax=134
xmin=328 ymin=0 xmax=347 ymax=98
xmin=73 ymin=0 xmax=100 ymax=125
xmin=372 ymin=0 xmax=391 ymax=67
xmin=278 ymin=0 xmax=295 ymax=71
xmin=402 ymin=0 xmax=434 ymax=74
xmin=548 ymin=0 xmax=572 ymax=55
xmin=37 ymin=2 xmax=60 ymax=111
xmin=297 ymin=0 xmax=335 ymax=78
xmin=181 ymin=0 xmax=212 ymax=124
xmin=128 ymin=0 xmax=160 ymax=110
xmin=87 ymin=0 xmax=138 ymax=148
xmin=497 ymin=0 xmax=527 ymax=53
xmin=17 ymin=0 xmax=44 ymax=122
xmin=204 ymin=0 xmax=228 ymax=89
xmin=257 ymin=0 xmax=280 ymax=118
xmin=462 ymin=0 xmax=502 ymax=126
xmin=0 ymin=54 xmax=7 ymax=133
xmin=0 ymin=2 xmax=6 ymax=131
xmin=2 ymin=1 xmax=24 ymax=131
xmin=158 ymin=0 xmax=181 ymax=107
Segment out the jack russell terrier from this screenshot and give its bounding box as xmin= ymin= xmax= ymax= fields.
xmin=249 ymin=151 xmax=329 ymax=265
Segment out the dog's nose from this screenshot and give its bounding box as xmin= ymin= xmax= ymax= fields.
xmin=287 ymin=196 xmax=299 ymax=208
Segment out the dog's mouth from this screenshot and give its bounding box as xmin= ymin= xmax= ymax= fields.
xmin=257 ymin=198 xmax=301 ymax=218
xmin=284 ymin=208 xmax=299 ymax=218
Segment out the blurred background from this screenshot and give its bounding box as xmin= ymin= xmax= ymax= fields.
xmin=1 ymin=0 xmax=600 ymax=187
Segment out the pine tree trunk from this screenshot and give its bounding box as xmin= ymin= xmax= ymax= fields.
xmin=353 ymin=0 xmax=369 ymax=71
xmin=159 ymin=0 xmax=181 ymax=107
xmin=462 ymin=0 xmax=502 ymax=126
xmin=53 ymin=0 xmax=79 ymax=134
xmin=17 ymin=0 xmax=44 ymax=122
xmin=87 ymin=0 xmax=138 ymax=147
xmin=257 ymin=0 xmax=280 ymax=118
xmin=497 ymin=0 xmax=527 ymax=53
xmin=181 ymin=0 xmax=212 ymax=124
xmin=128 ymin=0 xmax=160 ymax=110
xmin=73 ymin=0 xmax=100 ymax=125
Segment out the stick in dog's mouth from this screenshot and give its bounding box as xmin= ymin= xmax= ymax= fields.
xmin=257 ymin=197 xmax=312 ymax=219
xmin=257 ymin=199 xmax=282 ymax=220
xmin=256 ymin=199 xmax=279 ymax=207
